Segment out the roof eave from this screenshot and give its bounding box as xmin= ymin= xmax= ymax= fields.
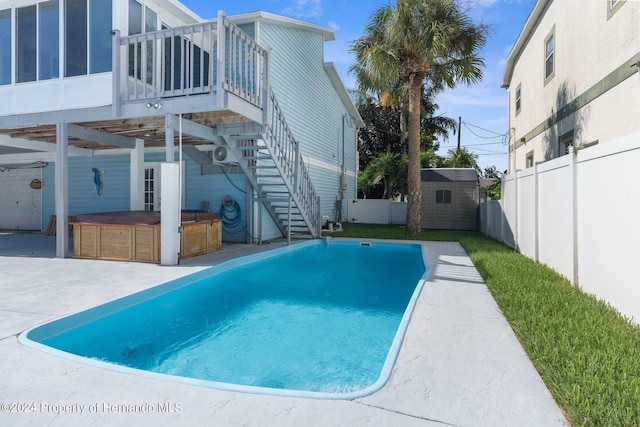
xmin=324 ymin=63 xmax=365 ymax=128
xmin=228 ymin=10 xmax=335 ymax=41
xmin=501 ymin=0 xmax=552 ymax=89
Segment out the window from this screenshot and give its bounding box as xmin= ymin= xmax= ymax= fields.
xmin=544 ymin=29 xmax=555 ymax=83
xmin=526 ymin=151 xmax=534 ymax=168
xmin=0 ymin=9 xmax=9 ymax=85
xmin=559 ymin=130 xmax=574 ymax=157
xmin=608 ymin=0 xmax=625 ymax=19
xmin=65 ymin=0 xmax=112 ymax=77
xmin=39 ymin=0 xmax=59 ymax=80
xmin=128 ymin=1 xmax=157 ymax=83
xmin=16 ymin=6 xmax=37 ymax=83
xmin=89 ymin=0 xmax=112 ymax=73
xmin=435 ymin=190 xmax=452 ymax=204
xmin=16 ymin=1 xmax=59 ymax=83
xmin=515 ymin=84 xmax=521 ymax=115
xmin=65 ymin=0 xmax=87 ymax=76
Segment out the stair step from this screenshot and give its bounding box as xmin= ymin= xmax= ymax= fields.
xmin=243 ymin=156 xmax=273 ymax=161
xmin=238 ymin=145 xmax=268 ymax=150
xmin=264 ymin=197 xmax=293 ymax=203
xmin=266 ymin=207 xmax=297 ymax=212
xmin=230 ymin=134 xmax=263 ymax=140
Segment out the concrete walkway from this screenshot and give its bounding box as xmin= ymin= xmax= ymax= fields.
xmin=0 ymin=233 xmax=569 ymax=426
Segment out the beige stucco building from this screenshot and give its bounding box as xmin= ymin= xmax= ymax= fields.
xmin=502 ymin=0 xmax=640 ymax=172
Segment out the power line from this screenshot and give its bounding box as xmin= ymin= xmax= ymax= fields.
xmin=463 ymin=141 xmax=506 ymax=147
xmin=459 ymin=120 xmax=510 ymax=147
xmin=463 ymin=121 xmax=508 ymax=137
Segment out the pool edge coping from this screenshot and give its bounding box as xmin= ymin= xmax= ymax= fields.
xmin=18 ymin=238 xmax=431 ymax=401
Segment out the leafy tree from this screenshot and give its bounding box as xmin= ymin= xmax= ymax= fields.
xmin=360 ymin=152 xmax=404 ymax=199
xmin=351 ymin=0 xmax=489 ymax=235
xmin=356 ymin=95 xmax=405 ymax=171
xmin=358 ymin=149 xmax=446 ymax=199
xmin=480 ymin=165 xmax=502 ymax=200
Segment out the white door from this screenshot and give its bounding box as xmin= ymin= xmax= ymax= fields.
xmin=144 ymin=163 xmax=161 ymax=211
xmin=143 ymin=162 xmax=185 ymax=212
xmin=0 ymin=168 xmax=43 ymax=230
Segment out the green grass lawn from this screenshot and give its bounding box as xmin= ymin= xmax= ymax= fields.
xmin=326 ymin=223 xmax=640 ymax=427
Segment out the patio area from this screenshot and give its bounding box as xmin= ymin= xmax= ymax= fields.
xmin=0 ymin=232 xmax=569 ymax=426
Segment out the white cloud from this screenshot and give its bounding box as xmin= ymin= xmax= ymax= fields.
xmin=327 ymin=21 xmax=340 ymax=31
xmin=282 ymin=0 xmax=324 ymax=19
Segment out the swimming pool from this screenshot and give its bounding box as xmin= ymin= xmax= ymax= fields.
xmin=21 ymin=239 xmax=428 ymax=399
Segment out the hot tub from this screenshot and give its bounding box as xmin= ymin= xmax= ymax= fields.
xmin=71 ymin=211 xmax=222 ymax=263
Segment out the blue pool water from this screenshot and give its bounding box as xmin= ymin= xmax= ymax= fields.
xmin=22 ymin=240 xmax=428 ymax=399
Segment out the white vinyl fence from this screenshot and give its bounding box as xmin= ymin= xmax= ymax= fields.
xmin=480 ymin=131 xmax=640 ymax=323
xmin=348 ymin=199 xmax=407 ymax=225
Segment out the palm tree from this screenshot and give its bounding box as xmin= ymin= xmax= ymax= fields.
xmin=445 ymin=146 xmax=480 ymax=170
xmin=351 ymin=0 xmax=489 ymax=235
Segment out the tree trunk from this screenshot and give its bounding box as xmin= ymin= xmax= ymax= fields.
xmin=405 ymin=73 xmax=423 ymax=235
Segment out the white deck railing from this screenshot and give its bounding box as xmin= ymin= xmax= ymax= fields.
xmin=113 ymin=12 xmax=266 ymax=108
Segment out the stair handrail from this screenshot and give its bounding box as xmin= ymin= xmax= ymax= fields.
xmin=265 ymin=86 xmax=321 ymax=236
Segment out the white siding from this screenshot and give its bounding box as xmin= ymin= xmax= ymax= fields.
xmin=258 ymin=23 xmax=357 ymax=219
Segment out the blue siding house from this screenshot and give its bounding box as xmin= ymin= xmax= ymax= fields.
xmin=0 ymin=0 xmax=362 ymax=263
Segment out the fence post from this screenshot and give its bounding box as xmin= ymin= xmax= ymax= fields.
xmin=571 ymin=147 xmax=579 ymax=286
xmin=500 ymin=176 xmax=505 ymax=244
xmin=534 ymin=161 xmax=539 ymax=262
xmin=514 ymin=170 xmax=519 ymax=252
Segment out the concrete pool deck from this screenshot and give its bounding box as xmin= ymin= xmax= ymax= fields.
xmin=0 ymin=232 xmax=569 ymax=426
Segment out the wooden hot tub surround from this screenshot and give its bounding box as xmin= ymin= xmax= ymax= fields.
xmin=71 ymin=211 xmax=222 ymax=263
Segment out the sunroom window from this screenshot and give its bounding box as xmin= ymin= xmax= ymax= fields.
xmin=16 ymin=1 xmax=60 ymax=83
xmin=0 ymin=9 xmax=9 ymax=85
xmin=65 ymin=0 xmax=112 ymax=77
xmin=16 ymin=6 xmax=37 ymax=83
xmin=39 ymin=0 xmax=60 ymax=80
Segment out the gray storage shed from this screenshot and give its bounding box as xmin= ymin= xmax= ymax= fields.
xmin=420 ymin=168 xmax=478 ymax=230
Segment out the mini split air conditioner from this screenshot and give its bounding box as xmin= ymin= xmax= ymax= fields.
xmin=211 ymin=145 xmax=238 ymax=165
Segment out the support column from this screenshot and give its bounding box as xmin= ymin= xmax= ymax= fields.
xmin=246 ymin=179 xmax=253 ymax=245
xmin=165 ymin=113 xmax=174 ymax=163
xmin=161 ymin=163 xmax=180 ymax=265
xmin=55 ymin=123 xmax=69 ymax=258
xmin=129 ymin=138 xmax=144 ymax=210
xmin=161 ymin=114 xmax=180 ymax=265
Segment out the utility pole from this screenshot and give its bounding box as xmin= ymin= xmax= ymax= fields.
xmin=457 ymin=116 xmax=462 ymax=150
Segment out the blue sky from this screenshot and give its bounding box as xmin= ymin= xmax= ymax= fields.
xmin=182 ymin=0 xmax=536 ymax=173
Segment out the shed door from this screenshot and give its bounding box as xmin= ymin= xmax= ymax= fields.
xmin=0 ymin=168 xmax=43 ymax=230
